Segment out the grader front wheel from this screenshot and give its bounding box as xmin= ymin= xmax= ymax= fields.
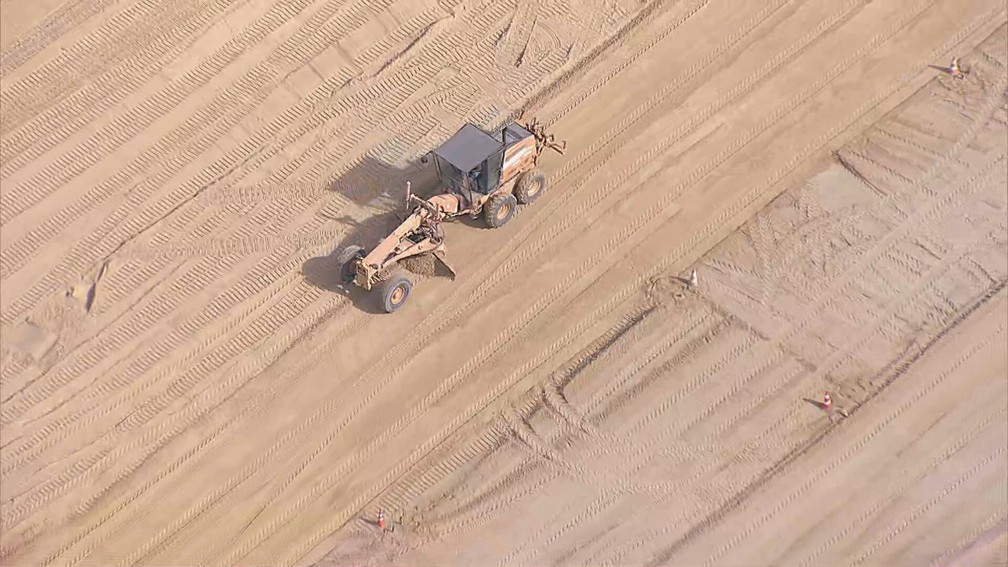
xmin=337 ymin=245 xmax=364 ymax=285
xmin=380 ymin=273 xmax=413 ymax=313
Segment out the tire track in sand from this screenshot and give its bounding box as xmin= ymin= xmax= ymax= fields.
xmin=27 ymin=2 xmax=862 ymax=560
xmin=601 ymin=234 xmax=1007 ymax=567
xmin=639 ymin=290 xmax=1007 ymax=567
xmin=377 ymin=306 xmax=705 ymax=517
xmin=20 ymin=296 xmax=345 ymax=567
xmin=0 ymin=0 xmax=350 ymax=193
xmin=613 ymin=135 xmax=1008 ymax=454
xmin=794 ymin=406 xmax=1007 ymax=567
xmin=0 ymin=0 xmax=123 ymax=78
xmin=417 ymin=9 xmax=1003 ymax=564
xmin=296 ymin=0 xmax=951 ymax=552
xmin=15 ymin=7 xmax=536 ymax=556
xmin=927 ymin=512 xmax=1008 ymax=567
xmin=5 ymin=2 xmax=584 ymax=544
xmin=370 ymin=308 xmax=667 ymax=536
xmin=0 ymin=262 xmax=335 ymax=528
xmin=594 ymin=66 xmax=1008 ymax=558
xmin=316 ymin=0 xmax=883 ymax=478
xmin=852 ymin=450 xmax=1007 ymax=566
xmin=0 ymin=0 xmax=439 ymax=314
xmin=387 ymin=312 xmax=723 ymax=557
xmin=220 ymin=9 xmax=802 ymax=528
xmin=4 ymin=169 xmax=351 ymax=523
xmin=0 ymin=1 xmax=449 ymax=437
xmin=0 ymin=255 xmax=179 ymax=420
xmin=0 ymin=0 xmax=232 ymax=135
xmin=671 ymin=313 xmax=1008 ymax=567
xmin=172 ymin=0 xmax=705 ymax=254
xmin=411 ymin=0 xmax=863 ymax=366
xmin=134 ymin=16 xmax=1008 ymax=564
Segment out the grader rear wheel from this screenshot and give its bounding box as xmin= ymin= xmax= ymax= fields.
xmin=484 ymin=193 xmax=517 ymax=229
xmin=514 ymin=170 xmax=546 ymax=204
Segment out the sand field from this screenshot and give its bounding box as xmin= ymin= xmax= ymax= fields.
xmin=1 ymin=0 xmax=1006 ymax=565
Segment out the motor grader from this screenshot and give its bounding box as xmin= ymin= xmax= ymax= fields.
xmin=337 ymin=118 xmax=565 ymax=313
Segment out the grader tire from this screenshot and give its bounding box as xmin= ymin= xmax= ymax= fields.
xmin=337 ymin=245 xmax=364 ymax=284
xmin=484 ymin=193 xmax=517 ymax=229
xmin=514 ymin=170 xmax=546 ymax=204
xmin=380 ymin=273 xmax=413 ymax=313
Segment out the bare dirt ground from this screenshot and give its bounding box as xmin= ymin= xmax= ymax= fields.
xmin=0 ymin=0 xmax=1005 ymax=566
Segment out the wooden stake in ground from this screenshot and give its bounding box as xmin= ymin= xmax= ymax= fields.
xmin=949 ymin=56 xmax=967 ymax=79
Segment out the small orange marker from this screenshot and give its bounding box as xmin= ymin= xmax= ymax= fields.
xmin=377 ymin=510 xmax=385 ymax=530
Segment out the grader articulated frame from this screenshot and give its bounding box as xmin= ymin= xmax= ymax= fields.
xmin=337 ymin=118 xmax=565 ymax=313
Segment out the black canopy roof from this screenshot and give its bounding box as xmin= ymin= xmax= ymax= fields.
xmin=432 ymin=123 xmax=503 ymax=172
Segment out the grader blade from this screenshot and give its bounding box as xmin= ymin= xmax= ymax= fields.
xmin=432 ymin=250 xmax=456 ymax=280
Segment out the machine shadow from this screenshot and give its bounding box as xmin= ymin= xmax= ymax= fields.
xmin=301 ymin=155 xmax=443 ymax=314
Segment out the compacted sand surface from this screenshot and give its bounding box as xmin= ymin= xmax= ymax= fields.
xmin=1 ymin=1 xmax=1005 ymax=565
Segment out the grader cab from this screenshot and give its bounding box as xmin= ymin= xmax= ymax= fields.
xmin=337 ymin=118 xmax=565 ymax=313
